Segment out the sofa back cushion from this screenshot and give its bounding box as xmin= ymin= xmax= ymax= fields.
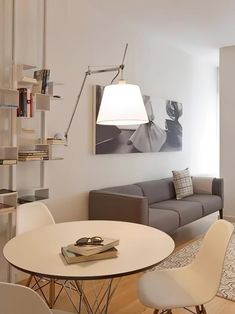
xmin=101 ymin=184 xmax=144 ymax=196
xmin=136 ymin=178 xmax=176 ymax=204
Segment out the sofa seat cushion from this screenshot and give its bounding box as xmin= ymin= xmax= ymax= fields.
xmin=151 ymin=200 xmax=203 ymax=227
xmin=148 ymin=207 xmax=180 ymax=234
xmin=182 ymin=194 xmax=222 ymax=216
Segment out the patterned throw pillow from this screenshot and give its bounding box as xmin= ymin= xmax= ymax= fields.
xmin=172 ymin=168 xmax=194 ymax=200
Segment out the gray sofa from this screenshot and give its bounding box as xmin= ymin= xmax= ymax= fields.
xmin=88 ymin=177 xmax=223 ymax=234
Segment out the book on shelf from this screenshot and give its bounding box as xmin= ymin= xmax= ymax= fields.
xmin=17 ymin=88 xmax=33 ymax=118
xmin=33 ymin=69 xmax=50 ymax=94
xmin=0 ymin=159 xmax=17 ymax=165
xmin=0 ymin=203 xmax=15 ymax=213
xmin=18 ymin=156 xmax=44 ymax=161
xmin=18 ymin=195 xmax=46 ymax=204
xmin=61 ymin=246 xmax=118 ymax=264
xmin=67 ymin=237 xmax=120 ymax=256
xmin=0 ymin=189 xmax=16 ymax=194
xmin=18 ymin=150 xmax=49 ymax=161
xmin=46 ymin=138 xmax=65 ymax=145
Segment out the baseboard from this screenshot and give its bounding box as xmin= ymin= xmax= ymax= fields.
xmin=224 ymin=215 xmax=235 ymax=223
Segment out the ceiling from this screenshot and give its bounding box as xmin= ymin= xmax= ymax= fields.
xmin=90 ymin=0 xmax=235 ymax=65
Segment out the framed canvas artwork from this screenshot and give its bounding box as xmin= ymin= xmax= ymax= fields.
xmin=93 ymin=85 xmax=183 ymax=154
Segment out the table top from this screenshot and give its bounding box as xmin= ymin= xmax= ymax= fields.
xmin=3 ymin=220 xmax=175 ymax=280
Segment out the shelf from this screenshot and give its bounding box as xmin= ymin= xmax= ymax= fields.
xmin=48 ymin=144 xmax=64 ymax=160
xmin=0 ymin=88 xmax=19 ymax=108
xmin=22 ymin=64 xmax=37 ymax=70
xmin=17 ymin=187 xmax=49 ymax=204
xmin=0 ymin=189 xmax=17 ymax=196
xmin=0 ymin=190 xmax=17 ymax=211
xmin=50 ymin=96 xmax=64 ymax=101
xmin=0 ymin=203 xmax=15 ymax=215
xmin=0 ymin=146 xmax=18 ymax=161
xmin=18 ymin=77 xmax=38 ymax=85
xmin=47 ymin=81 xmax=64 ymax=99
xmin=34 ymin=93 xmax=50 ymax=111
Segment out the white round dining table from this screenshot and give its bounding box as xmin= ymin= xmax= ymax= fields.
xmin=3 ymin=220 xmax=175 ymax=313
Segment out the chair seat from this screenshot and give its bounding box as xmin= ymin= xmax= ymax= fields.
xmin=138 ymin=266 xmax=213 ymax=310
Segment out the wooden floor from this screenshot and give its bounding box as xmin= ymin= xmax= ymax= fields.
xmin=28 ymin=215 xmax=235 ymax=313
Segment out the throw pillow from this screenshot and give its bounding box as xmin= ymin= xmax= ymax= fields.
xmin=172 ymin=168 xmax=193 ymax=200
xmin=192 ymin=177 xmax=213 ymax=194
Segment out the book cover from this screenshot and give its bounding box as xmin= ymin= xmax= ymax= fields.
xmin=67 ymin=237 xmax=120 ymax=256
xmin=17 ymin=88 xmax=27 ymax=117
xmin=26 ymin=88 xmax=31 ymax=117
xmin=34 ymin=70 xmax=43 ymax=93
xmin=61 ymin=247 xmax=118 ymax=264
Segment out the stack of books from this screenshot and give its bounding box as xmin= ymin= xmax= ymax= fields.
xmin=61 ymin=237 xmax=119 ymax=264
xmin=18 ymin=150 xmax=49 ymax=161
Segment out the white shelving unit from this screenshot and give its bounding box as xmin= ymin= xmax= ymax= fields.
xmin=1 ymin=0 xmax=64 ymax=208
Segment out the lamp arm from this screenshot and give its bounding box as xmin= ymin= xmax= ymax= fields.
xmin=62 ymin=44 xmax=129 ymax=144
xmin=64 ymin=64 xmax=124 ymax=143
xmin=64 ymin=71 xmax=89 ymax=142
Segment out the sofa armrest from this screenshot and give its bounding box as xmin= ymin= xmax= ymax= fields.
xmin=212 ymin=178 xmax=224 ymax=207
xmin=88 ymin=190 xmax=149 ymax=225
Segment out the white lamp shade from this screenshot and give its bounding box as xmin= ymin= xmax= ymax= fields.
xmin=96 ymin=83 xmax=149 ymax=125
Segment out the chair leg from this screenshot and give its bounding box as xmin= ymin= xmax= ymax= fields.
xmin=201 ymin=305 xmax=207 ymax=314
xmin=219 ymin=209 xmax=223 ymax=219
xmin=49 ymin=279 xmax=55 ymax=308
xmin=195 ymin=306 xmax=201 ymax=314
xmin=195 ymin=305 xmax=207 ymax=314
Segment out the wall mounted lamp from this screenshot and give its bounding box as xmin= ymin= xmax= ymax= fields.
xmin=61 ymin=44 xmax=148 ymax=144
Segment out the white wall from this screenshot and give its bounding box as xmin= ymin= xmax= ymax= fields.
xmin=42 ymin=0 xmax=218 ymax=222
xmin=0 ymin=0 xmax=219 ymax=222
xmin=15 ymin=0 xmax=219 ymax=223
xmin=220 ymin=46 xmax=235 ymax=218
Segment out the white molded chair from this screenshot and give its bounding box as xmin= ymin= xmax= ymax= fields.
xmin=138 ymin=219 xmax=234 ymax=314
xmin=16 ymin=201 xmax=55 ymax=235
xmin=0 ymin=282 xmax=69 ymax=314
xmin=16 ymin=201 xmax=56 ymax=307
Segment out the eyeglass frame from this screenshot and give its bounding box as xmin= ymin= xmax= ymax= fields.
xmin=75 ymin=236 xmax=104 ymax=246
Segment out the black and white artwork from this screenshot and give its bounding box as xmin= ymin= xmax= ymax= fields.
xmin=93 ymin=85 xmax=183 ymax=154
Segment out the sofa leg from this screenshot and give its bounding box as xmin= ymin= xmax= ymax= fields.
xmin=219 ymin=209 xmax=223 ymax=219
